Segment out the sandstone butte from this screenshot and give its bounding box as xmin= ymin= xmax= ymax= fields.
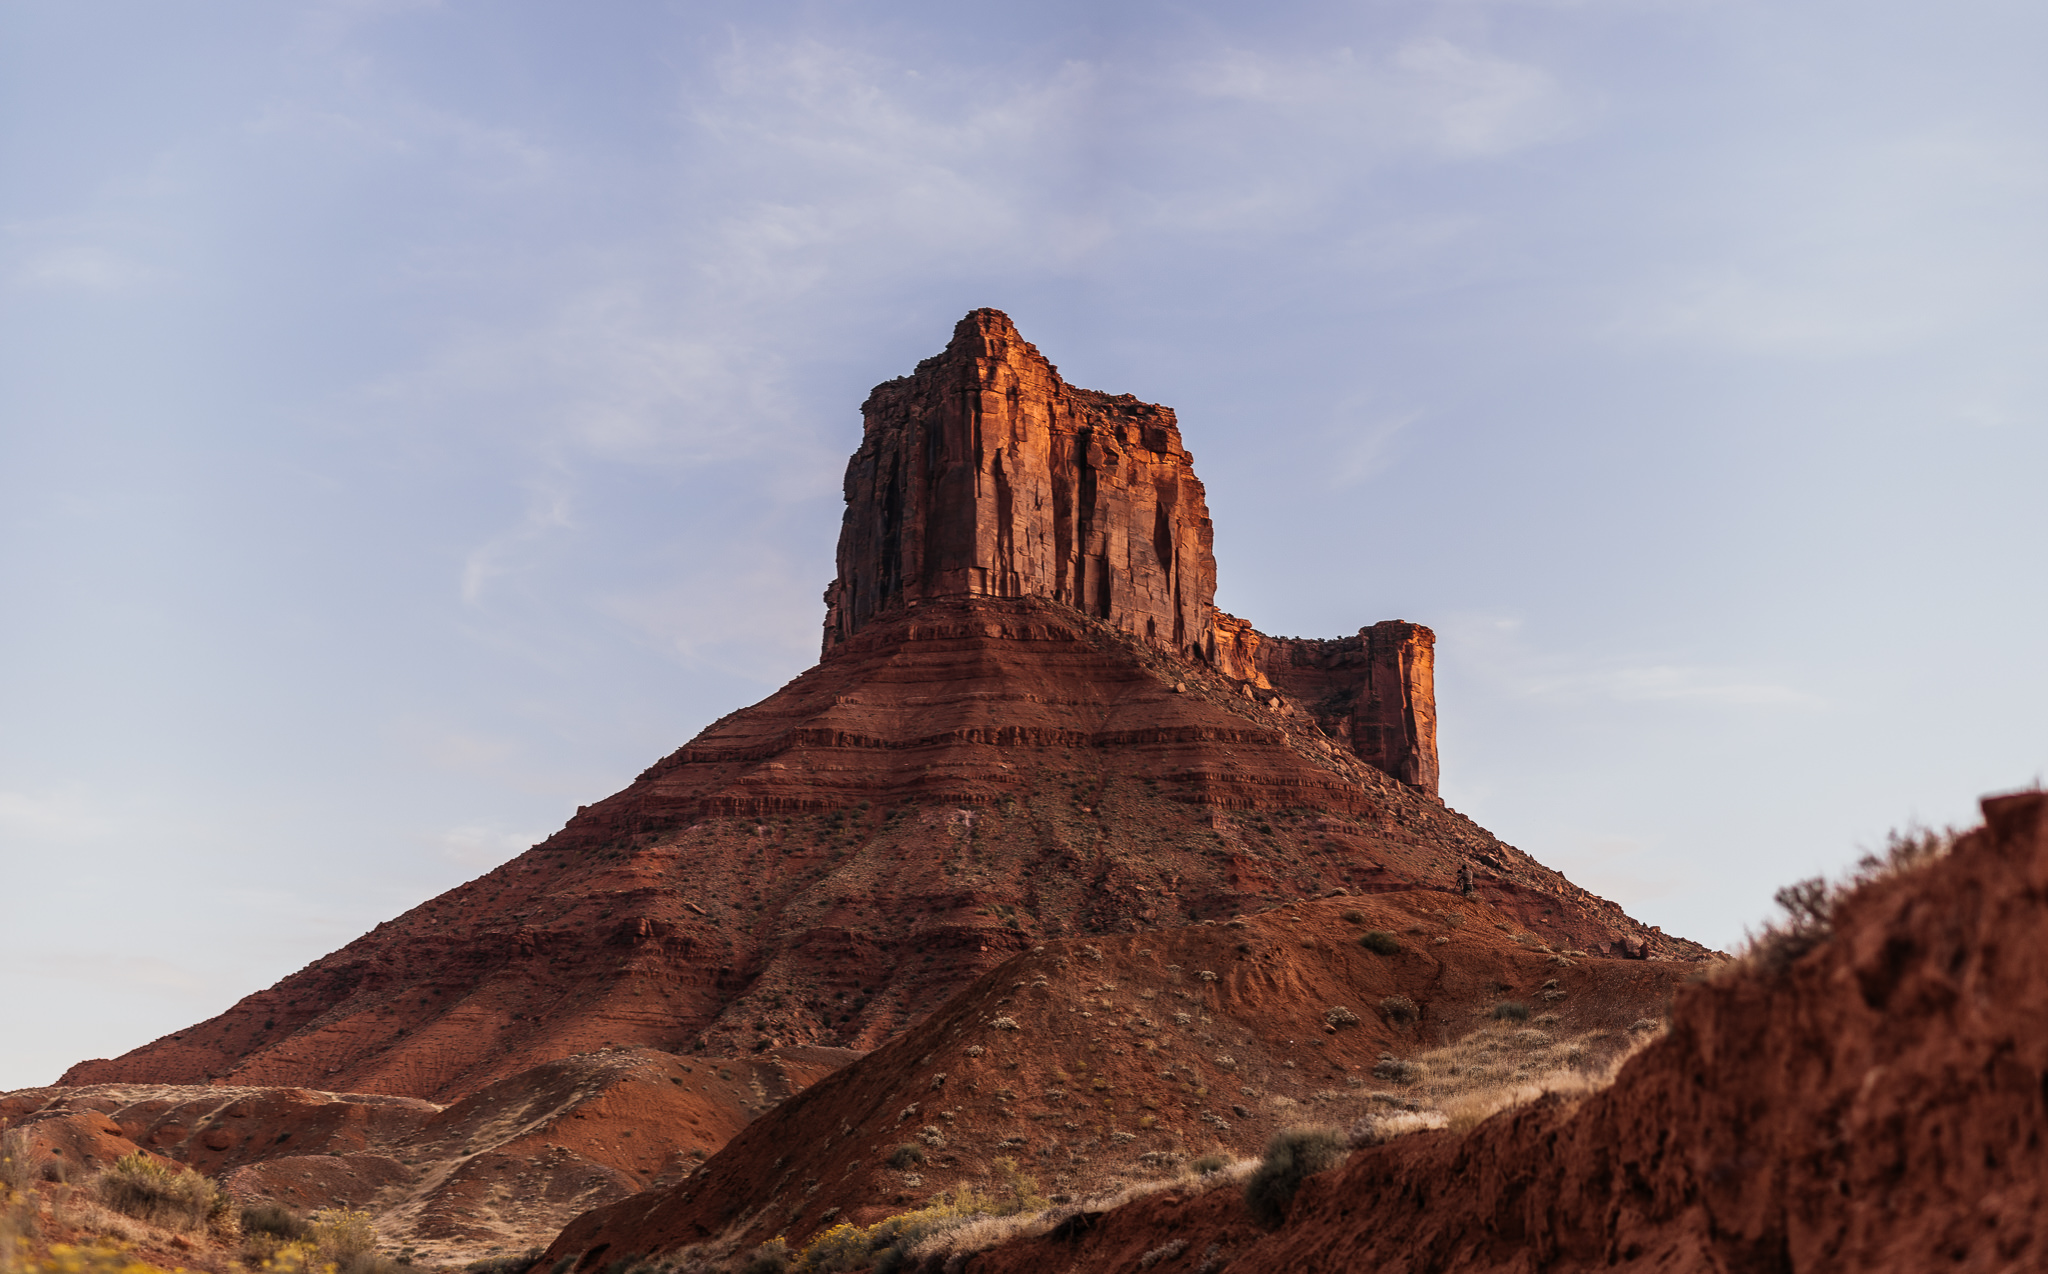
xmin=14 ymin=309 xmax=1710 ymax=1260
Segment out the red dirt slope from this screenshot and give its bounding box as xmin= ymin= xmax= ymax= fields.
xmin=539 ymin=889 xmax=1697 ymax=1263
xmin=949 ymin=789 xmax=2048 ymax=1273
xmin=60 ymin=600 xmax=1699 ymax=1103
xmin=4 ymin=1046 xmax=849 ymax=1263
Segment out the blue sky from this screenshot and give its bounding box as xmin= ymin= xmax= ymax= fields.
xmin=3 ymin=0 xmax=2044 ymax=1090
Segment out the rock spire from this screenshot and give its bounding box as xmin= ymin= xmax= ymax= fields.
xmin=823 ymin=309 xmax=1218 ymax=663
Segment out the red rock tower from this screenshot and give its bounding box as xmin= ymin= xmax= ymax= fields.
xmin=825 ymin=308 xmax=1441 ymax=795
xmin=823 ymin=309 xmax=1218 ymax=662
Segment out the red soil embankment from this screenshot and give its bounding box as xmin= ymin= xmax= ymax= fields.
xmin=964 ymin=790 xmax=2048 ymax=1273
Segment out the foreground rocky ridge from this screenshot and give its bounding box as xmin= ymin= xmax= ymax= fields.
xmin=5 ymin=1048 xmax=849 ymax=1262
xmin=911 ymin=789 xmax=2048 ymax=1273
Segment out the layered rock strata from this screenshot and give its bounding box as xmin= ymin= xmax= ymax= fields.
xmin=61 ymin=598 xmax=1694 ymax=1100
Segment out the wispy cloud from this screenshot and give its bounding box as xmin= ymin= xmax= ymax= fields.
xmin=435 ymin=824 xmax=541 ymax=868
xmin=0 ymin=787 xmax=114 ymax=842
xmin=1446 ymin=616 xmax=1823 ymax=709
xmin=461 ymin=483 xmax=575 ymax=604
xmin=14 ymin=245 xmax=154 ymax=292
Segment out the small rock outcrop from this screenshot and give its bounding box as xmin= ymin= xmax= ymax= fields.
xmin=1217 ymin=615 xmax=1440 ymax=794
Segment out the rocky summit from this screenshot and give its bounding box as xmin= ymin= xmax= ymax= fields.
xmin=24 ymin=311 xmax=1708 ymax=1264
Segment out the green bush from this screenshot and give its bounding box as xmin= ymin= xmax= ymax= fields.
xmin=1358 ymin=931 xmax=1401 ymax=956
xmin=886 ymin=1143 xmax=925 ymax=1169
xmin=93 ymin=1154 xmax=227 ymax=1233
xmin=1243 ymin=1127 xmax=1346 ymax=1227
xmin=1491 ymin=1001 xmax=1531 ymax=1022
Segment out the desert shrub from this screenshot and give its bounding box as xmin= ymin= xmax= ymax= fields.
xmin=741 ymin=1237 xmax=791 ymax=1274
xmin=1339 ymin=910 xmax=1366 ymax=924
xmin=1243 ymin=1127 xmax=1346 ymax=1227
xmin=1379 ymin=995 xmax=1418 ymax=1024
xmin=93 ymin=1154 xmax=227 ymax=1234
xmin=1322 ymin=1006 xmax=1359 ymax=1029
xmin=1358 ymin=932 xmax=1401 ymax=956
xmin=242 ymin=1202 xmax=310 ymax=1242
xmin=1 ymin=1129 xmax=34 ymax=1195
xmin=1491 ymin=1001 xmax=1531 ymax=1022
xmin=989 ymin=1017 xmax=1019 ymax=1032
xmin=304 ymin=1208 xmax=391 ymax=1274
xmin=465 ymin=1250 xmax=542 ymax=1274
xmin=1744 ymin=825 xmax=1957 ymax=975
xmin=1371 ymin=1057 xmax=1419 ymax=1083
xmin=1189 ymin=1153 xmax=1230 ymax=1176
xmin=1138 ymin=1239 xmax=1188 ymax=1268
xmin=886 ymin=1144 xmax=925 ymax=1169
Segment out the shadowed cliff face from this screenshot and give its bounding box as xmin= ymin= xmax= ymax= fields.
xmin=824 ymin=308 xmax=1218 ymax=664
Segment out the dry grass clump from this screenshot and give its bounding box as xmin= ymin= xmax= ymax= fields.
xmin=1 ymin=1130 xmax=36 ymax=1197
xmin=91 ymin=1154 xmax=230 ymax=1236
xmin=464 ymin=1247 xmax=543 ymax=1274
xmin=793 ymin=1156 xmax=1045 ymax=1272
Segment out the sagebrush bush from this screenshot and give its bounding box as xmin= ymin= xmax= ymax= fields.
xmin=886 ymin=1144 xmax=924 ymax=1169
xmin=303 ymin=1207 xmax=398 ymax=1274
xmin=93 ymin=1154 xmax=226 ymax=1234
xmin=740 ymin=1237 xmax=790 ymax=1274
xmin=1371 ymin=1057 xmax=1419 ymax=1084
xmin=1189 ymin=1153 xmax=1230 ymax=1176
xmin=1358 ymin=931 xmax=1401 ymax=956
xmin=1243 ymin=1127 xmax=1346 ymax=1227
xmin=1379 ymin=995 xmax=1418 ymax=1024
